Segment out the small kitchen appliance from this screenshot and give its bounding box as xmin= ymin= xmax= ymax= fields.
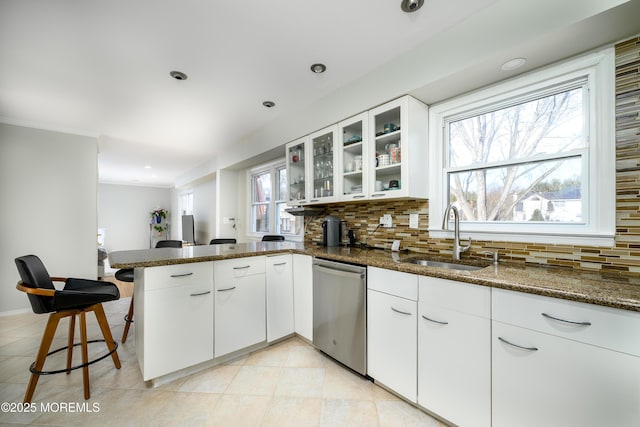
xmin=322 ymin=216 xmax=342 ymax=246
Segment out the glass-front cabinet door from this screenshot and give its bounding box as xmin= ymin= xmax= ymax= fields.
xmin=338 ymin=112 xmax=368 ymax=202
xmin=368 ymin=95 xmax=428 ymax=200
xmin=308 ymin=125 xmax=338 ymax=204
xmin=285 ymin=136 xmax=309 ymax=204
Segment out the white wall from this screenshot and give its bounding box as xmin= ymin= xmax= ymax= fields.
xmin=216 ymin=169 xmax=239 ymax=241
xmin=98 ymin=184 xmax=171 ymax=252
xmin=0 ymin=123 xmax=98 ymax=313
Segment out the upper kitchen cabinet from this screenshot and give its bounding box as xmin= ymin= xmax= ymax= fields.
xmin=368 ymin=96 xmax=428 ymax=200
xmin=286 ymin=136 xmax=309 ymax=204
xmin=337 ymin=112 xmax=369 ymax=202
xmin=308 ymin=125 xmax=338 ymax=204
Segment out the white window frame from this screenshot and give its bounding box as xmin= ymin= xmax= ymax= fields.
xmin=246 ymin=159 xmax=303 ymax=241
xmin=428 ymin=48 xmax=615 ymax=246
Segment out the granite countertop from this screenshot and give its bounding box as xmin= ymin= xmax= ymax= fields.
xmin=109 ymin=243 xmax=640 ymax=312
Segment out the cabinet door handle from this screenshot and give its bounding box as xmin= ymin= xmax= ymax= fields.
xmin=170 ymin=272 xmax=193 ymax=278
xmin=541 ymin=312 xmax=591 ymax=326
xmin=498 ymin=336 xmax=538 ymax=352
xmin=352 ymin=195 xmax=365 ymax=199
xmin=217 ymin=286 xmax=236 ymax=292
xmin=391 ymin=307 xmax=412 ymax=316
xmin=310 ymin=199 xmax=319 ymax=203
xmin=272 ymin=262 xmax=287 ymax=266
xmin=421 ymin=315 xmax=448 ymax=325
xmin=190 ymin=291 xmax=211 ymax=297
xmin=233 ymin=265 xmax=251 ymax=270
xmin=371 ymin=193 xmax=386 ymax=198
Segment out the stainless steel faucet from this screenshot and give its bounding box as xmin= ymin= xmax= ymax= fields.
xmin=442 ymin=203 xmax=471 ymax=260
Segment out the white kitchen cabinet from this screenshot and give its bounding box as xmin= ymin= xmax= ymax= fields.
xmin=286 ymin=136 xmax=310 ymax=204
xmin=135 ymin=262 xmax=214 ymax=381
xmin=492 ymin=289 xmax=640 ymax=427
xmin=292 ymin=254 xmax=313 ymax=341
xmin=367 ymin=95 xmax=428 ymax=200
xmin=308 ymin=125 xmax=338 ymax=204
xmin=214 ymin=256 xmax=266 ymax=357
xmin=417 ymin=276 xmax=491 ymax=427
xmin=266 ymin=254 xmax=294 ymax=342
xmin=367 ymin=267 xmax=418 ymax=402
xmin=337 ymin=112 xmax=369 ymax=201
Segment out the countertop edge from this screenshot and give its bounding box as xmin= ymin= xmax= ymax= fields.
xmin=109 ymin=246 xmax=640 ymax=313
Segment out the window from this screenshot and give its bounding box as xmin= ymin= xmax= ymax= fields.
xmin=179 ymin=191 xmax=193 ymax=215
xmin=249 ymin=161 xmax=302 ymax=238
xmin=429 ymin=48 xmax=615 ymax=246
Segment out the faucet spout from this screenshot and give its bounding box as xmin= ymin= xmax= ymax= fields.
xmin=442 ymin=203 xmax=471 ymax=260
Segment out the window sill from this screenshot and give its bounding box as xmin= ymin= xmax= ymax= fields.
xmin=428 ymin=229 xmax=615 ymax=248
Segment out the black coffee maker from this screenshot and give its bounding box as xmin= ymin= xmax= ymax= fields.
xmin=322 ymin=216 xmax=341 ymax=246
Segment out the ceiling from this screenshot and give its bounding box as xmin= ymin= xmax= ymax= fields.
xmin=1 ymin=0 xmax=638 ymax=188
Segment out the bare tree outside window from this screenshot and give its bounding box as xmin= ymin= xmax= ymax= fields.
xmin=447 ymin=85 xmax=585 ymax=223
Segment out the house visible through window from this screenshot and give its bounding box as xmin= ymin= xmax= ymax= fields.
xmin=429 ymin=48 xmax=615 ymax=246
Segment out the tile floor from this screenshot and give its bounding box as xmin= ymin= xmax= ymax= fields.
xmin=0 ymin=296 xmax=446 ymax=426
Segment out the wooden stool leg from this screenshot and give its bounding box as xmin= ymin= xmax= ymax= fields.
xmin=66 ymin=314 xmax=76 ymax=374
xmin=24 ymin=312 xmax=63 ymax=403
xmin=121 ymin=295 xmax=134 ymax=343
xmin=79 ymin=312 xmax=90 ymax=400
xmin=94 ymin=303 xmax=121 ymax=369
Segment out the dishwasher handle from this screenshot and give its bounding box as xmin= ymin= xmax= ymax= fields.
xmin=313 ymin=264 xmax=366 ymax=281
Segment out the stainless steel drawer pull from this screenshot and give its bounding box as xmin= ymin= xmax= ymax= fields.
xmin=190 ymin=291 xmax=211 ymax=297
xmin=371 ymin=193 xmax=386 ymax=198
xmin=310 ymin=199 xmax=319 ymax=203
xmin=217 ymin=286 xmax=236 ymax=292
xmin=541 ymin=312 xmax=591 ymax=326
xmin=498 ymin=336 xmax=538 ymax=352
xmin=391 ymin=307 xmax=412 ymax=316
xmin=352 ymin=195 xmax=365 ymax=199
xmin=170 ymin=272 xmax=193 ymax=278
xmin=233 ymin=265 xmax=251 ymax=270
xmin=421 ymin=315 xmax=448 ymax=325
xmin=272 ymin=262 xmax=287 ymax=266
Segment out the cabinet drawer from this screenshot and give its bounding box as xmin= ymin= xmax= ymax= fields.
xmin=367 ymin=266 xmax=417 ymax=301
xmin=418 ymin=276 xmax=490 ymax=318
xmin=493 ymin=288 xmax=640 ymax=356
xmin=143 ymin=262 xmax=213 ymax=291
xmin=215 ymin=256 xmax=265 ymax=281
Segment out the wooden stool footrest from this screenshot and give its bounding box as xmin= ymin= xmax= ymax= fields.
xmin=29 ymin=339 xmax=118 ymax=375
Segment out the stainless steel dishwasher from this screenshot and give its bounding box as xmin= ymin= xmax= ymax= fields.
xmin=312 ymin=258 xmax=367 ymax=376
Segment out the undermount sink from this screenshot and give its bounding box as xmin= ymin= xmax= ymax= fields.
xmin=406 ymin=259 xmax=485 ymax=271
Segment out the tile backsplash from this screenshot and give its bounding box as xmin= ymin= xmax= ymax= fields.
xmin=304 ymin=37 xmax=640 ymax=276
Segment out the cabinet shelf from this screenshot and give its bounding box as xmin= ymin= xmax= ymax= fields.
xmin=375 ymin=129 xmax=401 ymax=142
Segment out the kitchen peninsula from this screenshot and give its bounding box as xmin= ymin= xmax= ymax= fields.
xmin=110 ymin=242 xmax=640 ymax=426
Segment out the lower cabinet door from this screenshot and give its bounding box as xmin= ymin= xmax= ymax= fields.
xmin=143 ymin=283 xmax=214 ymax=380
xmin=266 ymin=254 xmax=294 ymax=342
xmin=418 ymin=304 xmax=490 ymax=427
xmin=367 ymin=289 xmax=417 ymax=402
xmin=215 ymin=274 xmax=266 ymax=357
xmin=492 ymin=321 xmax=640 ymax=427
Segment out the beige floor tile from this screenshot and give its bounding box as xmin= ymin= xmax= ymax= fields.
xmin=323 ymin=363 xmax=375 ymax=401
xmin=225 ymin=365 xmax=282 ymax=396
xmin=178 ymin=364 xmax=241 ymax=394
xmin=286 ymin=346 xmax=327 ymax=368
xmin=208 ymin=394 xmax=271 ymax=427
xmin=274 ymin=367 xmax=324 ymax=398
xmin=154 ymin=391 xmax=221 ymax=426
xmin=376 ymin=400 xmax=445 ymax=427
xmin=320 ymin=398 xmax=379 ymax=427
xmin=262 ymin=396 xmax=322 ymax=427
xmin=244 ymin=344 xmax=291 ymax=367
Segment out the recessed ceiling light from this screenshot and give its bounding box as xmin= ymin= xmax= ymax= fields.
xmin=144 ymin=165 xmax=152 ymax=169
xmin=501 ymin=58 xmax=526 ymax=71
xmin=310 ymin=63 xmax=326 ymax=74
xmin=263 ymin=101 xmax=275 ymax=108
xmin=401 ymin=0 xmax=424 ymax=13
xmin=169 ymin=70 xmax=188 ymax=80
